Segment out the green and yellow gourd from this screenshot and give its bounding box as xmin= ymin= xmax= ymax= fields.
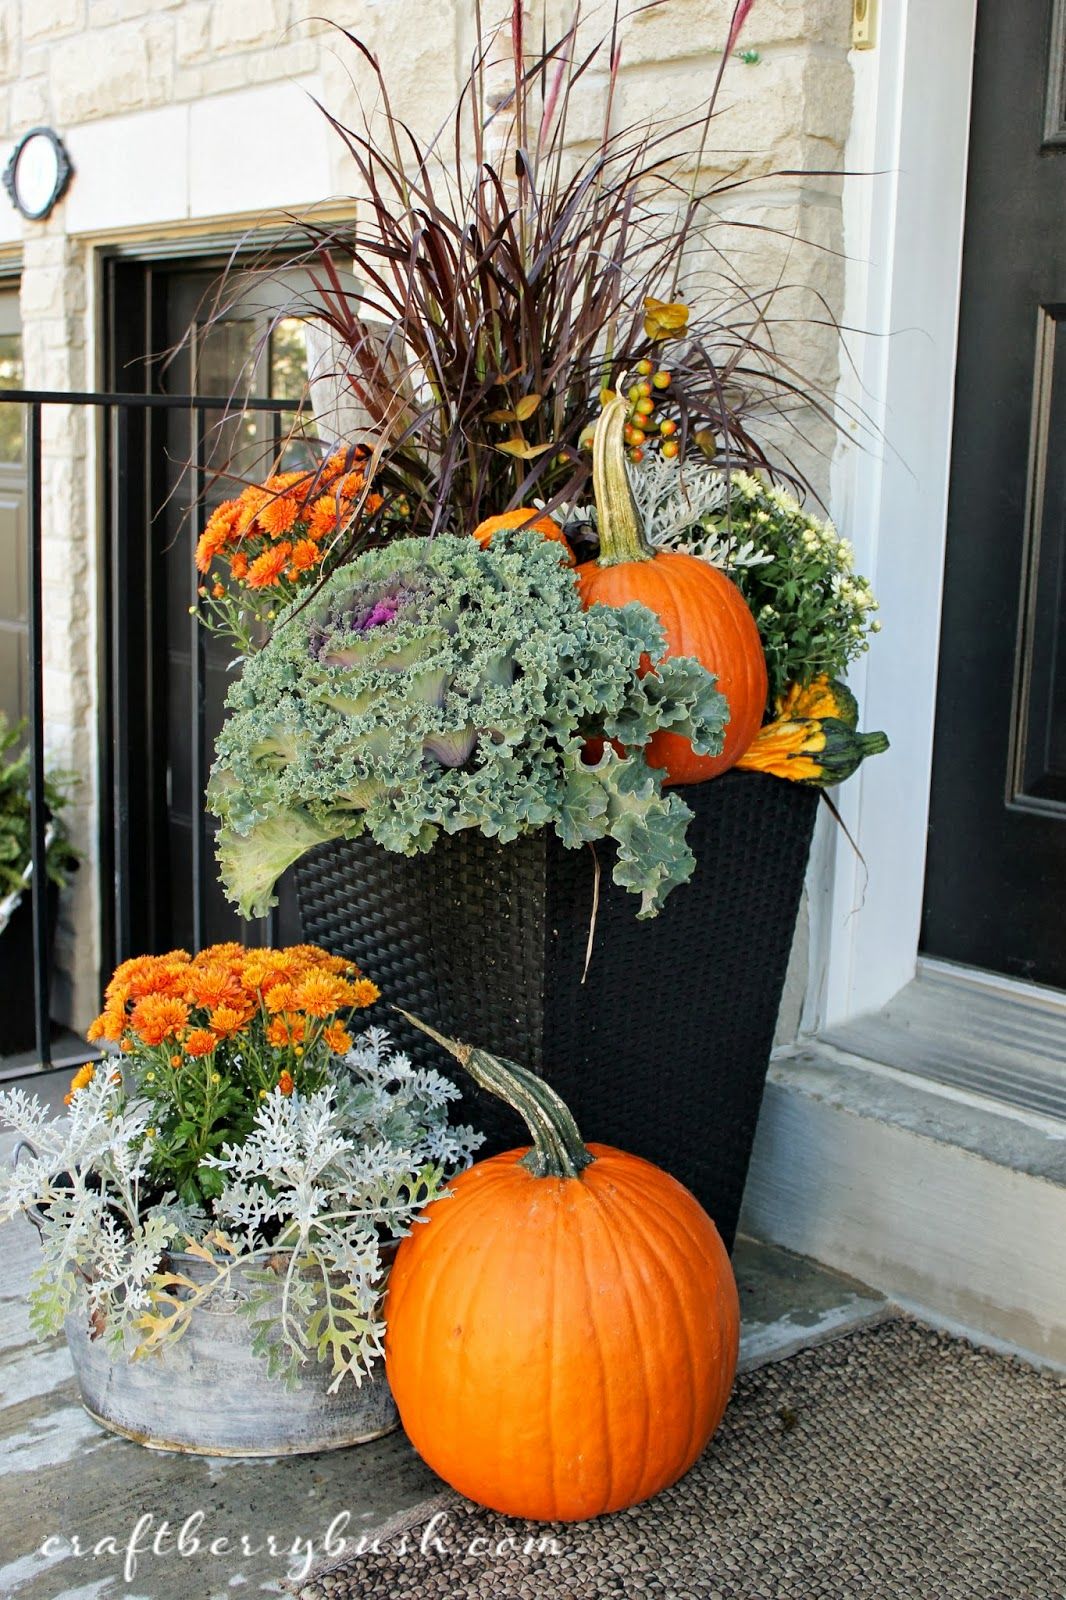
xmin=737 ymin=674 xmax=888 ymax=787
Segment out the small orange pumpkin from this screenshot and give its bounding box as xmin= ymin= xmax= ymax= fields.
xmin=384 ymin=1013 xmax=740 ymax=1523
xmin=472 ymin=507 xmax=575 ymax=565
xmin=575 ymin=396 xmax=767 ymax=782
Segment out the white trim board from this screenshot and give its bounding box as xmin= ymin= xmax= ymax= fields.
xmin=814 ymin=0 xmax=980 ymax=1029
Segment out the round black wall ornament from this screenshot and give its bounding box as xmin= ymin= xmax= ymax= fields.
xmin=3 ymin=128 xmax=74 ymax=221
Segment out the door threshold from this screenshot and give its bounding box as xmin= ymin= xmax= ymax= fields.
xmin=821 ymin=961 xmax=1066 ymax=1122
xmin=918 ymin=955 xmax=1066 ymax=1016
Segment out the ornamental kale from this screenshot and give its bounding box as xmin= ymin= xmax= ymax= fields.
xmin=208 ymin=532 xmax=728 ymax=919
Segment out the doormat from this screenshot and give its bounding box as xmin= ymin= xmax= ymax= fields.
xmin=291 ymin=1319 xmax=1066 ymax=1600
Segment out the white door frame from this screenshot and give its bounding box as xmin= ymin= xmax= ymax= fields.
xmin=813 ymin=0 xmax=981 ymax=1030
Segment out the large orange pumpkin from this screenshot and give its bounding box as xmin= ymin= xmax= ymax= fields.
xmin=576 ymin=396 xmax=767 ymax=782
xmin=384 ymin=1012 xmax=740 ymax=1523
xmin=472 ymin=507 xmax=575 ymax=565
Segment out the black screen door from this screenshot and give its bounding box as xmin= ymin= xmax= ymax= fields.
xmin=106 ymin=256 xmax=321 ymax=958
xmin=923 ymin=0 xmax=1066 ymax=989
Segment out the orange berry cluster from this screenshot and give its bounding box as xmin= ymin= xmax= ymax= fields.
xmin=622 ymin=359 xmax=677 ymax=464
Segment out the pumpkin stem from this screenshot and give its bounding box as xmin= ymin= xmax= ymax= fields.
xmin=396 ymin=1009 xmax=594 ymax=1180
xmin=593 ymin=392 xmax=654 ymax=566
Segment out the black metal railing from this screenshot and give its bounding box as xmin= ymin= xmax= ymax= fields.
xmin=0 ymin=388 xmax=303 ymax=1072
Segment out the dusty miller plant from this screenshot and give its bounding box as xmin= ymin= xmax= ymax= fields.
xmin=0 ymin=1029 xmax=480 ymax=1391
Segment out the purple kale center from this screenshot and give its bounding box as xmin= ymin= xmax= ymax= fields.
xmin=309 ymin=575 xmax=427 ymax=659
xmin=361 ymin=597 xmax=400 ymax=630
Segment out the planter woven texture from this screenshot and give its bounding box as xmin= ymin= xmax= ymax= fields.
xmin=291 ymin=1320 xmax=1066 ymax=1600
xmin=296 ymin=771 xmax=818 ymax=1249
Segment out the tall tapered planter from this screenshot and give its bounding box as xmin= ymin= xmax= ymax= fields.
xmin=295 ymin=770 xmax=818 ymax=1249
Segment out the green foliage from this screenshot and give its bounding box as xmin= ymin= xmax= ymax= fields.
xmin=208 ymin=532 xmax=728 ymax=919
xmin=706 ymin=474 xmax=881 ymax=705
xmin=0 ymin=714 xmax=78 ymax=897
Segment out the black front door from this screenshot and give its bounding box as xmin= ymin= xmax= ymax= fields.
xmin=106 ymin=256 xmax=315 ymax=958
xmin=923 ymin=0 xmax=1066 ymax=988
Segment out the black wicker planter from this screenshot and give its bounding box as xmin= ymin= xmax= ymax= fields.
xmin=295 ymin=770 xmax=818 ymax=1249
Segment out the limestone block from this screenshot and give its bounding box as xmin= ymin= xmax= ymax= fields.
xmin=51 ymin=27 xmax=153 ymax=122
xmin=182 ymin=23 xmax=318 ymax=86
xmin=144 ymin=14 xmax=176 ymax=104
xmin=0 ymin=8 xmax=19 ymax=80
xmin=319 ymin=0 xmax=463 ymax=150
xmin=614 ymin=53 xmax=848 ymax=185
xmin=88 ymin=0 xmax=182 ymax=23
xmin=22 ymin=0 xmax=84 ymax=45
xmin=182 ymin=54 xmax=265 ymax=100
xmin=176 ymin=1 xmax=210 ymax=63
xmin=619 ymin=0 xmax=850 ymax=60
xmin=10 ymin=76 xmax=51 ymax=130
xmin=245 ymin=40 xmax=321 ymax=83
xmin=208 ymin=0 xmax=285 ymax=54
xmin=19 ymin=264 xmax=85 ymax=317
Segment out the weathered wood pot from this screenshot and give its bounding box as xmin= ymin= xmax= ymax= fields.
xmin=63 ymin=1249 xmax=398 ymax=1457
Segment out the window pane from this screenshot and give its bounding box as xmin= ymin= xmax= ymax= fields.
xmin=0 ymin=334 xmax=24 ymax=464
xmin=269 ymin=316 xmax=309 ymax=400
xmin=269 ymin=316 xmax=318 ymax=470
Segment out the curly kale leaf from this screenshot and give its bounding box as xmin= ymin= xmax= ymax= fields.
xmin=209 ymin=532 xmax=729 ymax=917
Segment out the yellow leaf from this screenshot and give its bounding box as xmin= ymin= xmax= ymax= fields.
xmin=513 ymin=393 xmax=542 ymax=421
xmin=483 ymin=407 xmax=516 ymax=423
xmin=182 ymin=1237 xmax=216 ymax=1262
xmin=495 ymin=439 xmax=555 ymax=460
xmin=643 ymin=297 xmax=689 ymax=342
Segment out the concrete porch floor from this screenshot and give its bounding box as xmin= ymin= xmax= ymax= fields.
xmin=0 ymin=1076 xmax=886 ymax=1600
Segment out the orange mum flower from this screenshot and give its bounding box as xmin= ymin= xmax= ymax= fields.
xmin=195 ymin=526 xmax=227 ymax=573
xmin=278 ymin=1070 xmax=295 ymax=1096
xmin=209 ymin=1004 xmax=250 ymax=1038
xmin=131 ymin=995 xmax=191 ymax=1047
xmin=184 ymin=1028 xmax=217 ymax=1059
xmin=285 ymin=943 xmax=334 ymax=965
xmin=240 ymin=954 xmax=298 ymax=995
xmin=194 ymin=499 xmax=241 ymax=572
xmin=322 ymin=1022 xmax=353 ymax=1055
xmin=229 ymin=551 xmax=249 ymax=581
xmin=65 ymin=1061 xmax=96 ymax=1104
xmin=258 ymin=494 xmax=299 ymax=537
xmin=246 ymin=542 xmax=292 ymax=589
xmin=104 ymin=954 xmax=157 ymax=1001
xmin=352 ymin=978 xmax=381 ymax=1008
xmin=87 ymin=1006 xmax=126 ymax=1043
xmin=288 ymin=538 xmax=322 ymax=574
xmin=290 ymin=970 xmax=359 ymax=1018
xmin=187 ymin=963 xmax=246 ymax=1012
xmin=303 ymin=952 xmax=359 ymax=978
xmin=321 ymin=447 xmax=368 ymax=483
xmin=197 ymin=941 xmax=244 ymax=963
xmin=267 ymin=1013 xmax=306 ymax=1048
xmin=335 ymin=470 xmax=367 ymax=499
xmin=266 ymin=471 xmax=309 ymax=495
xmin=306 ymin=494 xmax=350 ymax=542
xmin=135 ymin=962 xmax=190 ymax=1000
xmin=263 ymin=982 xmax=295 ymax=1014
xmin=235 ymin=486 xmax=271 ymax=537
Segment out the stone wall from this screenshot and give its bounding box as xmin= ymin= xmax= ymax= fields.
xmin=0 ymin=0 xmax=853 ymax=1028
